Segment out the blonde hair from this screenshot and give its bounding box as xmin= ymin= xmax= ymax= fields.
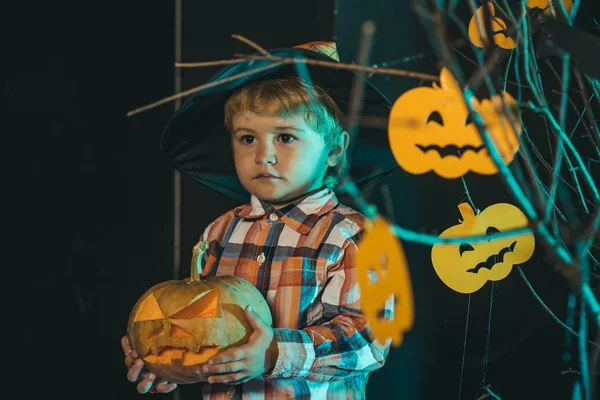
xmin=224 ymin=76 xmax=348 ymax=188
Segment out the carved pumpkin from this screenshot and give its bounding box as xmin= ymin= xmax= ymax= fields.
xmin=431 ymin=203 xmax=535 ymax=294
xmin=356 ymin=217 xmax=414 ymax=347
xmin=387 ymin=67 xmax=522 ymax=179
xmin=526 ymin=0 xmax=572 ymax=16
xmin=127 ymin=240 xmax=273 ymax=384
xmin=468 ymin=2 xmax=516 ymax=49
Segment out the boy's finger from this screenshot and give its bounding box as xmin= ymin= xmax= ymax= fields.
xmin=207 ymin=371 xmax=248 ymax=384
xmin=245 ymin=305 xmax=266 ymax=329
xmin=126 ymin=359 xmax=144 ymax=382
xmin=207 ymin=348 xmax=245 ymax=365
xmin=120 ymin=335 xmax=131 ymax=352
xmin=124 ymin=352 xmax=139 ymax=368
xmin=153 ymin=380 xmax=178 ymax=394
xmin=203 ymin=360 xmax=245 ymax=375
xmin=136 ymin=373 xmax=156 ymax=394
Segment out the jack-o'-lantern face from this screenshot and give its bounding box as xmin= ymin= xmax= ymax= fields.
xmin=526 ymin=0 xmax=573 ymax=16
xmin=128 ymin=274 xmax=272 ymax=383
xmin=431 ymin=203 xmax=535 ymax=294
xmin=356 ymin=217 xmax=414 ymax=347
xmin=388 ymin=67 xmax=522 ymax=179
xmin=132 ymin=284 xmax=225 ymax=367
xmin=468 ymin=2 xmax=516 ymax=49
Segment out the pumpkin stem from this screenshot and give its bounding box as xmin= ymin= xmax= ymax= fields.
xmin=190 ymin=239 xmax=209 ymax=282
xmin=457 ymin=202 xmax=477 ymax=223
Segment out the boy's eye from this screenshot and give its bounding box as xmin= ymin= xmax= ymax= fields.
xmin=240 ymin=135 xmax=255 ymax=144
xmin=278 ymin=134 xmax=296 ymax=143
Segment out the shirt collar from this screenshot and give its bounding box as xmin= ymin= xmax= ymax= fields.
xmin=234 ymin=187 xmax=338 ymax=235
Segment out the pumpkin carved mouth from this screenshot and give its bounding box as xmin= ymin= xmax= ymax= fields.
xmin=466 ymin=241 xmax=517 ymax=274
xmin=142 ymin=322 xmax=222 ymax=365
xmin=416 ymin=144 xmax=485 ymax=157
xmin=144 ymin=345 xmax=222 ymax=366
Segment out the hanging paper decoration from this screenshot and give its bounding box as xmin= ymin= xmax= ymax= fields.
xmin=356 ymin=217 xmax=414 ymax=347
xmin=388 ymin=67 xmax=522 ymax=179
xmin=431 ymin=203 xmax=535 ymax=294
xmin=468 ymin=2 xmax=516 ymax=49
xmin=469 ymin=0 xmax=573 ymax=50
xmin=526 ymin=0 xmax=573 ymax=16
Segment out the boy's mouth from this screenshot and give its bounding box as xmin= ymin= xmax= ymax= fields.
xmin=254 ymin=173 xmax=278 ymax=179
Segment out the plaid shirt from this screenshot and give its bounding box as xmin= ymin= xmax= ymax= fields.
xmin=199 ymin=187 xmax=392 ymax=399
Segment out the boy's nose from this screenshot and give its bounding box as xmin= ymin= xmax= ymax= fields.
xmin=255 ymin=145 xmax=277 ymax=165
xmin=255 ymin=155 xmax=276 ymax=165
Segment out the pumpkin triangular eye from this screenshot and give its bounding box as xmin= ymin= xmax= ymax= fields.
xmin=170 ymin=288 xmax=221 ymax=319
xmin=134 ymin=293 xmax=165 ymax=322
xmin=147 ymin=324 xmax=194 ymax=339
xmin=459 ymin=243 xmax=475 ymax=256
xmin=486 ymin=226 xmax=501 ymax=235
xmin=465 ymin=112 xmax=473 ymax=126
xmin=426 ymin=111 xmax=444 ymax=126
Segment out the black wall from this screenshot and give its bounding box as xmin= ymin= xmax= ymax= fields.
xmin=7 ymin=1 xmax=597 ymax=399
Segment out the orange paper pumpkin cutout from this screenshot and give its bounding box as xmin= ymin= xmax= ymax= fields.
xmin=388 ymin=67 xmax=522 ymax=178
xmin=356 ymin=217 xmax=414 ymax=347
xmin=431 ymin=203 xmax=535 ymax=294
xmin=526 ymin=0 xmax=573 ymax=16
xmin=468 ymin=2 xmax=516 ymax=49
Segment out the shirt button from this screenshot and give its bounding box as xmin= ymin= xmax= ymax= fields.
xmin=226 ymin=387 xmax=236 ymax=397
xmin=269 ymin=213 xmax=278 ymax=222
xmin=282 ymin=371 xmax=292 ymax=378
xmin=257 ymin=253 xmax=266 ymax=264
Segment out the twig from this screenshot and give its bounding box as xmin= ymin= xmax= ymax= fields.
xmin=340 ymin=176 xmax=534 ymax=246
xmin=126 ymin=61 xmax=285 ymax=116
xmin=475 ymin=384 xmax=502 ymax=400
xmin=544 ymin=55 xmax=570 ymax=222
xmin=128 ymin=30 xmax=434 ymax=117
xmin=572 ymin=67 xmax=600 ymax=150
xmin=232 ymin=53 xmax=439 ymax=81
xmin=545 ymin=59 xmax=600 ymax=155
xmin=561 ymin=368 xmax=600 ymax=375
xmin=381 ymin=184 xmax=397 ymax=224
xmin=451 ymin=3 xmax=550 ymax=217
xmin=347 ymin=20 xmax=377 ymax=138
xmin=175 ymin=58 xmax=246 ymax=68
xmin=530 ymin=103 xmax=600 ymax=202
xmin=517 ymin=266 xmax=598 ymax=347
xmin=231 ymin=33 xmax=270 ymax=55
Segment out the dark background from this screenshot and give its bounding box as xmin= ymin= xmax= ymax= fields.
xmin=6 ymin=0 xmax=597 ymax=399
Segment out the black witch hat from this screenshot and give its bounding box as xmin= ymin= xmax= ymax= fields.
xmin=160 ymin=42 xmax=399 ymax=203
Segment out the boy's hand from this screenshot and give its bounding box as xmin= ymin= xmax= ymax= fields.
xmin=203 ymin=305 xmax=278 ymax=385
xmin=121 ymin=335 xmax=178 ymax=394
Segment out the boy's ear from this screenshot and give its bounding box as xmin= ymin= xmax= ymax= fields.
xmin=327 ymin=131 xmax=350 ymax=167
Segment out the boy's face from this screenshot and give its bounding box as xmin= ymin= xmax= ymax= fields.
xmin=231 ymin=112 xmax=335 ymax=208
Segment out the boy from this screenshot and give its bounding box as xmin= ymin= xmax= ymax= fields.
xmin=123 ymin=42 xmax=398 ymax=399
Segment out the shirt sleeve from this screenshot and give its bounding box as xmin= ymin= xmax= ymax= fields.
xmin=265 ymin=237 xmax=394 ymax=382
